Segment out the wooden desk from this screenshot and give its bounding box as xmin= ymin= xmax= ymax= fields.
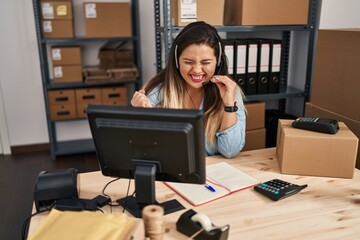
xmin=28 ymin=148 xmax=360 ymax=239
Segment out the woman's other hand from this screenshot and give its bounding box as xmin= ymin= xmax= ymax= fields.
xmin=131 ymin=89 xmax=152 ymax=108
xmin=211 ymin=75 xmax=236 ymax=106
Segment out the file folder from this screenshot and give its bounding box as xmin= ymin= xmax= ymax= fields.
xmin=234 ymin=40 xmax=247 ymax=93
xmin=269 ymin=39 xmax=282 ymax=93
xmin=246 ymin=40 xmax=258 ymax=95
xmin=257 ymin=39 xmax=271 ymax=94
xmin=223 ymin=39 xmax=235 ymax=79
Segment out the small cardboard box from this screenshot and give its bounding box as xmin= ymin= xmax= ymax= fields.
xmin=48 ymin=89 xmax=75 ymax=106
xmin=245 ymin=101 xmax=265 ymax=131
xmin=172 ymin=0 xmax=225 ymax=26
xmin=311 ymin=29 xmax=360 ymax=122
xmin=243 ymin=128 xmax=266 ymax=151
xmin=53 ymin=65 xmax=82 ymax=83
xmin=276 ymin=119 xmax=358 ymax=178
xmin=83 ymin=2 xmax=132 ymax=38
xmin=75 ymin=88 xmax=102 ymax=105
xmin=101 ymin=87 xmax=127 ymax=106
xmin=224 ymin=0 xmax=309 ymax=26
xmin=49 ymin=104 xmax=77 ymax=120
xmin=42 ymin=20 xmax=74 ymax=39
xmin=40 ymin=1 xmax=73 ymax=20
xmin=51 ymin=46 xmax=81 ymax=65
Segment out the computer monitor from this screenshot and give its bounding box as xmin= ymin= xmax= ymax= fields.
xmin=86 ymin=104 xmax=206 ymax=217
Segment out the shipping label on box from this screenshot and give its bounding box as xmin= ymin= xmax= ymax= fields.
xmin=180 ymin=0 xmax=197 ymax=23
xmin=41 ymin=2 xmax=73 ymax=20
xmin=276 ymin=120 xmax=358 ymax=178
xmin=51 ymin=47 xmax=81 ymax=65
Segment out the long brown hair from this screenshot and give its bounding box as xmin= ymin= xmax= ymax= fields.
xmin=143 ymin=21 xmax=244 ymax=144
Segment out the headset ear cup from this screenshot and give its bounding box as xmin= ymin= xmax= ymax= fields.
xmin=175 ymin=45 xmax=179 ymax=69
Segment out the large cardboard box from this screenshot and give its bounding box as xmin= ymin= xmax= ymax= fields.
xmin=276 ymin=119 xmax=358 ymax=178
xmin=305 ymin=102 xmax=360 ymax=170
xmin=40 ymin=1 xmax=73 ymax=20
xmin=224 ymin=0 xmax=309 ymax=26
xmin=245 ymin=101 xmax=265 ymax=131
xmin=172 ymin=0 xmax=225 ymax=26
xmin=51 ymin=46 xmax=81 ymax=65
xmin=84 ymin=2 xmax=132 ymax=38
xmin=243 ymin=128 xmax=266 ymax=151
xmin=311 ymin=29 xmax=360 ymax=122
xmin=42 ymin=20 xmax=74 ymax=38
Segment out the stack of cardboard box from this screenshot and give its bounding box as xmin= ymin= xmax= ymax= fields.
xmin=51 ymin=46 xmax=82 ymax=84
xmin=243 ymin=102 xmax=266 ymax=151
xmin=305 ymin=29 xmax=360 ymax=169
xmin=40 ymin=0 xmax=74 ymax=38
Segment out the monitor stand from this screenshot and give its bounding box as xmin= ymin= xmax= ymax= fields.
xmin=116 ymin=162 xmax=185 ymax=218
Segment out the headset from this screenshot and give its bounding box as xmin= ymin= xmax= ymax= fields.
xmin=174 ymin=23 xmax=223 ymax=72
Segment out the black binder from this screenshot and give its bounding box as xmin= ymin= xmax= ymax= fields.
xmin=223 ymin=39 xmax=235 ymax=79
xmin=256 ymin=39 xmax=271 ymax=94
xmin=245 ymin=39 xmax=258 ymax=95
xmin=269 ymin=39 xmax=282 ymax=93
xmin=234 ymin=39 xmax=247 ymax=92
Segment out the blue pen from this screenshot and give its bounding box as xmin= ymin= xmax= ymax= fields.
xmin=205 ymin=183 xmax=216 ymax=192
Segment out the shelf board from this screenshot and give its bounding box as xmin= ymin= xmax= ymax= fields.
xmin=47 ymin=80 xmax=137 ymax=90
xmin=54 ymin=139 xmax=95 ymax=157
xmin=245 ymin=86 xmax=304 ymax=102
xmin=43 ymin=36 xmax=139 ymax=45
xmin=169 ymin=25 xmax=309 ymax=33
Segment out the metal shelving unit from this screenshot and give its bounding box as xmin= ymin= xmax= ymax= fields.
xmin=33 ymin=0 xmax=142 ymax=159
xmin=154 ymin=0 xmax=319 ymax=110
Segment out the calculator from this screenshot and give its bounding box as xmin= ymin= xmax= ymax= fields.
xmin=254 ymin=179 xmax=308 ymax=201
xmin=291 ymin=117 xmax=339 ymax=134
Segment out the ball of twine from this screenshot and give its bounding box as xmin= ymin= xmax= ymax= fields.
xmin=142 ymin=205 xmax=165 ymax=240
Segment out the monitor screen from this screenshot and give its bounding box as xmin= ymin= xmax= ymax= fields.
xmin=86 ymin=104 xmax=206 ymax=217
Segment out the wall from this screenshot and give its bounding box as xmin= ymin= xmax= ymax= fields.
xmin=0 ymin=0 xmax=359 ymax=149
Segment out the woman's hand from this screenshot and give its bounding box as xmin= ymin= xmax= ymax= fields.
xmin=131 ymin=89 xmax=152 ymax=108
xmin=211 ymin=75 xmax=236 ymax=106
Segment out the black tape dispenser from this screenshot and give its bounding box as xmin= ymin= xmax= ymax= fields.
xmin=176 ymin=209 xmax=229 ymax=240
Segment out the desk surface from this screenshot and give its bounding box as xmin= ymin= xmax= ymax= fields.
xmin=28 ymin=148 xmax=360 ymax=239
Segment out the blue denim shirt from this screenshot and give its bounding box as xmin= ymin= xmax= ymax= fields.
xmin=146 ymin=86 xmax=246 ymax=158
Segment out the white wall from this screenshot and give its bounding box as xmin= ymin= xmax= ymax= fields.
xmin=0 ymin=0 xmax=156 ymax=148
xmin=0 ymin=0 xmax=359 ymax=148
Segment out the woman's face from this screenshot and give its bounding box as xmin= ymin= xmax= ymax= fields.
xmin=178 ymin=43 xmax=217 ymax=90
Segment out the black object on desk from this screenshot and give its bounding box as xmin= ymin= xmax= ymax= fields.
xmin=176 ymin=209 xmax=229 ymax=240
xmin=254 ymin=179 xmax=308 ymax=201
xmin=292 ymin=117 xmax=339 ymax=134
xmin=34 ymin=168 xmax=79 ymax=211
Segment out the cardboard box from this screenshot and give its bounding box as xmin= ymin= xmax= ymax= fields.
xmin=49 ymin=104 xmax=77 ymax=120
xmin=172 ymin=0 xmax=225 ymax=26
xmin=84 ymin=2 xmax=132 ymax=38
xmin=276 ymin=120 xmax=358 ymax=178
xmin=51 ymin=46 xmax=81 ymax=65
xmin=245 ymin=101 xmax=265 ymax=131
xmin=305 ymin=102 xmax=360 ymax=170
xmin=53 ymin=65 xmax=82 ymax=83
xmin=311 ymin=29 xmax=360 ymax=122
xmin=224 ymin=0 xmax=309 ymax=26
xmin=42 ymin=20 xmax=74 ymax=38
xmin=48 ymin=89 xmax=75 ymax=106
xmin=243 ymin=128 xmax=266 ymax=151
xmin=75 ymin=88 xmax=102 ymax=105
xmin=101 ymin=87 xmax=127 ymax=106
xmin=41 ymin=1 xmax=73 ymax=20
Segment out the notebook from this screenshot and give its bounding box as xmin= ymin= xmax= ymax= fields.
xmin=164 ymin=162 xmax=260 ymax=206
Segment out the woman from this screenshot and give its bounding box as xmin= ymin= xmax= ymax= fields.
xmin=131 ymin=21 xmax=246 ymax=158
